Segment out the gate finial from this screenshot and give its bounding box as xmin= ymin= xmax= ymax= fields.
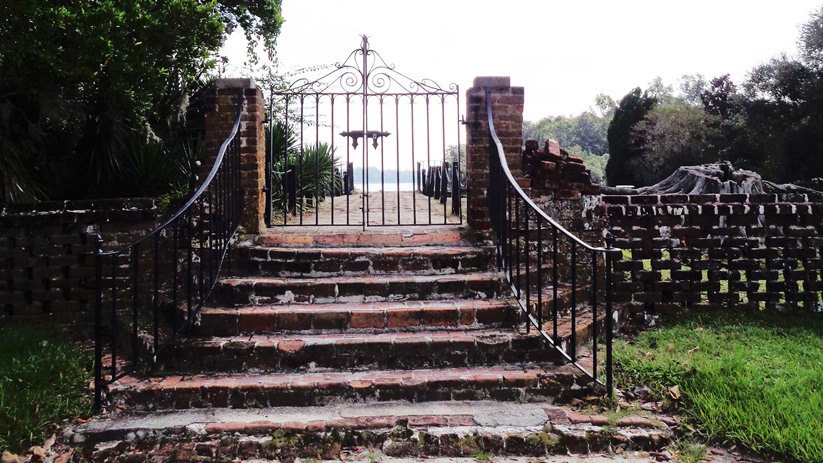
xmin=360 ymin=34 xmax=370 ymax=51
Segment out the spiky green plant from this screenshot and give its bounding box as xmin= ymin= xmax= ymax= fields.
xmin=271 ymin=143 xmax=342 ymax=212
xmin=267 ymin=121 xmax=342 ymax=213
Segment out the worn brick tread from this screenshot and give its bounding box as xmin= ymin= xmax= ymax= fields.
xmin=256 ymin=228 xmax=469 ymax=248
xmin=196 ymin=299 xmax=516 ymax=335
xmin=236 ymin=245 xmax=494 ymax=277
xmin=107 ymin=364 xmax=592 ymax=410
xmin=159 ymin=328 xmax=563 ymax=373
xmin=212 ymin=272 xmax=504 ymax=305
xmin=75 ymin=401 xmax=668 ymax=445
xmin=246 ymin=245 xmax=489 ymax=256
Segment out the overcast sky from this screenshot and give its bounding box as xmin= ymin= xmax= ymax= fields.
xmin=223 ymin=1 xmax=822 ymax=121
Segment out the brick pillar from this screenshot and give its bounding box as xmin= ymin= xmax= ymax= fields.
xmin=205 ymin=78 xmax=266 ymax=234
xmin=465 ymin=77 xmax=524 ymax=232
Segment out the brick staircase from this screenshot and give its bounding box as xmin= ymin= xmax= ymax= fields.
xmin=74 ymin=227 xmax=671 ymax=461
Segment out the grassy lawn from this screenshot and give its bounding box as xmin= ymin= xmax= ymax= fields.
xmin=0 ymin=325 xmax=92 ymax=454
xmin=614 ymin=310 xmax=823 ymax=463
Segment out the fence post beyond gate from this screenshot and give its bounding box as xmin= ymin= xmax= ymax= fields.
xmin=205 ymin=78 xmax=266 ymax=234
xmin=465 ymin=77 xmax=524 ymax=233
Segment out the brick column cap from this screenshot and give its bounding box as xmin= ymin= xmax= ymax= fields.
xmin=473 ymin=76 xmax=510 ymax=88
xmin=216 ymin=78 xmax=255 ymax=89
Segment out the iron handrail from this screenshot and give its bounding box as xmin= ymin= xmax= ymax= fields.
xmin=93 ymin=88 xmax=245 ymax=411
xmin=99 ymin=91 xmax=245 ymax=257
xmin=485 ymin=98 xmax=608 ymax=253
xmin=484 ymin=87 xmax=618 ymax=396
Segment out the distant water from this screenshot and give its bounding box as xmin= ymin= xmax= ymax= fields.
xmin=361 ymin=182 xmax=416 ymax=192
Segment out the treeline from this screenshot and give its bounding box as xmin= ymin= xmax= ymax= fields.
xmin=608 ymin=6 xmax=823 ymax=187
xmin=527 ymin=5 xmax=823 ymax=188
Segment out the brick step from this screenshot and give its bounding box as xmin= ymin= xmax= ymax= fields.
xmin=158 ymin=328 xmax=565 ymax=374
xmin=72 ymin=401 xmax=671 ymax=459
xmin=235 ymin=245 xmax=494 ymax=277
xmin=106 ymin=363 xmax=597 ymax=411
xmin=211 ymin=273 xmax=505 ymax=306
xmin=195 ymin=300 xmax=517 ymax=336
xmin=499 ymin=281 xmax=591 ymax=319
xmin=255 ymin=227 xmax=469 ymax=248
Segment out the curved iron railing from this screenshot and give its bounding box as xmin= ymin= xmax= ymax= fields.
xmin=484 ymin=88 xmax=619 ymax=395
xmin=92 ymin=89 xmax=245 ymax=411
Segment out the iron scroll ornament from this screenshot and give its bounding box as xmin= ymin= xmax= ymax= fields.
xmin=282 ymin=35 xmax=458 ymax=96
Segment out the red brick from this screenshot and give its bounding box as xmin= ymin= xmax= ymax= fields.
xmin=421 ymin=307 xmax=458 ymax=327
xmin=386 ymin=308 xmax=421 ymax=328
xmin=373 ymin=234 xmax=402 ymax=245
xmin=459 ymin=307 xmax=476 ymax=326
xmin=282 ymin=421 xmax=307 ymax=431
xmin=277 ymin=311 xmax=313 ymax=331
xmin=590 ymin=414 xmax=609 ymax=426
xmin=343 ymin=234 xmax=373 ymax=245
xmin=501 ymin=371 xmax=535 ymax=387
xmin=350 ymin=310 xmax=384 ymax=329
xmin=278 ymin=340 xmax=306 ymax=353
xmin=205 ymin=422 xmax=246 ymax=434
xmin=244 ymin=421 xmax=279 ymax=433
xmin=402 ymin=234 xmax=433 ymax=244
xmin=314 ymin=310 xmax=349 ymax=330
xmin=239 ymin=311 xmax=276 ymax=333
xmin=305 ymin=420 xmax=327 ymax=432
xmin=567 ymin=412 xmax=590 ymax=424
xmin=315 ymin=234 xmax=344 ymax=245
xmin=476 ymin=305 xmax=506 ymax=325
xmin=348 ymin=380 xmax=373 ymax=389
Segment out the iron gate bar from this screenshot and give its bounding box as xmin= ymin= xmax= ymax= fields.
xmin=330 ymin=96 xmax=335 ymax=224
xmin=395 ymin=96 xmax=401 ymax=225
xmin=315 ymin=94 xmax=319 ymax=225
xmin=268 ymin=36 xmax=462 ymax=227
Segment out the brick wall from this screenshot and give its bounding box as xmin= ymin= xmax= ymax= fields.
xmin=0 ymin=199 xmax=156 ymax=323
xmin=465 ymin=77 xmax=524 ymax=233
xmin=606 ymin=193 xmax=823 ymax=313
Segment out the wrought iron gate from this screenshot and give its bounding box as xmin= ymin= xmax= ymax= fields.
xmin=266 ymin=36 xmax=463 ymax=228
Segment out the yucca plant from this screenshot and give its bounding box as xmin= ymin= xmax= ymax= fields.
xmin=271 ymin=143 xmax=342 ymax=212
xmin=267 ymin=121 xmax=342 ymax=213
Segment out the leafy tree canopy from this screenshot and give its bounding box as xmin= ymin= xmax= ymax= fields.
xmin=631 ymin=102 xmax=721 ymax=185
xmin=0 ymin=0 xmax=283 ymax=202
xmin=605 ymin=87 xmax=657 ymax=186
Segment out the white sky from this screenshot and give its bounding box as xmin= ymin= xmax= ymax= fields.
xmin=223 ymin=0 xmax=822 ymax=121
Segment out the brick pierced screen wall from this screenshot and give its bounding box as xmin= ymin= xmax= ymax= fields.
xmin=606 ymin=193 xmax=823 ymax=313
xmin=0 ymin=199 xmax=156 ymax=322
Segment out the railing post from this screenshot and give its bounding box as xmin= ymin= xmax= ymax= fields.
xmin=605 ymin=232 xmax=615 ymax=399
xmin=93 ymin=235 xmax=103 ymax=412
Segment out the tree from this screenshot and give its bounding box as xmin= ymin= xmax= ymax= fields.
xmin=730 ymin=5 xmax=823 ymax=185
xmin=605 ymin=88 xmax=657 ymax=186
xmin=680 ymin=74 xmax=708 ymax=106
xmin=0 ymin=0 xmax=283 ymax=202
xmin=631 ymin=102 xmax=721 ymax=185
xmin=800 ymin=5 xmax=823 ymax=69
xmin=701 ymin=74 xmax=740 ymax=120
xmin=594 ymin=93 xmax=617 ymax=119
xmin=646 ymin=76 xmax=676 ymax=106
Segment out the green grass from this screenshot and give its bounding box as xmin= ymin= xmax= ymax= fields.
xmin=0 ymin=325 xmax=92 ymax=453
xmin=614 ymin=310 xmax=823 ymax=462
